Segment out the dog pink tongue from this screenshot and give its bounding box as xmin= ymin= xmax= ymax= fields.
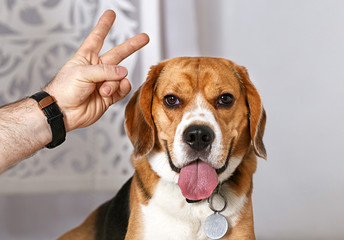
xmin=178 ymin=160 xmax=218 ymax=200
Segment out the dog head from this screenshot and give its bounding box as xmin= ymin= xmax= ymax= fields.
xmin=125 ymin=57 xmax=266 ymax=200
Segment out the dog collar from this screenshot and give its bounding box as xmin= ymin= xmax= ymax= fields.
xmin=186 ymin=198 xmax=203 ymax=203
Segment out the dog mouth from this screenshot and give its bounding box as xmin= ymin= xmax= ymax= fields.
xmin=165 ymin=142 xmax=232 ymax=201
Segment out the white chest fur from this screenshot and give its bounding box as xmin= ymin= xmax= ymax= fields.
xmin=140 ymin=179 xmax=247 ymax=240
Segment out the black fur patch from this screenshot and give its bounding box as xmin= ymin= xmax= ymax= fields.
xmin=95 ymin=177 xmax=132 ymax=240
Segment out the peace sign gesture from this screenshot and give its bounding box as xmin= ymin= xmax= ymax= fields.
xmin=44 ymin=10 xmax=149 ymax=132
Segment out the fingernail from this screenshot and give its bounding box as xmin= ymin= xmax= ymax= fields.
xmin=103 ymin=86 xmax=112 ymax=96
xmin=116 ymin=66 xmax=127 ymax=77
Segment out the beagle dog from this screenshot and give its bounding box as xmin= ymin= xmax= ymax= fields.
xmin=59 ymin=57 xmax=266 ymax=240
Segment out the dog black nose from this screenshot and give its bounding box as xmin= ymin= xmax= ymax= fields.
xmin=183 ymin=125 xmax=215 ymax=152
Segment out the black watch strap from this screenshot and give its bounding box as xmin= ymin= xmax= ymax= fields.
xmin=30 ymin=91 xmax=66 ymax=149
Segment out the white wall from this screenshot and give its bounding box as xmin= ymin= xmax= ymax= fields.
xmin=195 ymin=0 xmax=344 ymax=239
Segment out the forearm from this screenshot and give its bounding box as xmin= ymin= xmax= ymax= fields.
xmin=0 ymin=98 xmax=52 ymax=173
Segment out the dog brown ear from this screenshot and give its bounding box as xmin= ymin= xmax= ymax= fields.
xmin=235 ymin=65 xmax=267 ymax=159
xmin=125 ymin=63 xmax=164 ymax=159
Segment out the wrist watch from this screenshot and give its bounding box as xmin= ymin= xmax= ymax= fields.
xmin=30 ymin=91 xmax=66 ymax=149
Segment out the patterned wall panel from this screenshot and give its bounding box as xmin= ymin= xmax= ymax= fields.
xmin=0 ymin=0 xmax=143 ymax=193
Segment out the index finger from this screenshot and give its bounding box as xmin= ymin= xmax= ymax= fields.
xmin=77 ymin=10 xmax=116 ymax=56
xmin=100 ymin=33 xmax=150 ymax=65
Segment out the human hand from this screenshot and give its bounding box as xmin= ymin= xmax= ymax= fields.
xmin=44 ymin=10 xmax=149 ymax=132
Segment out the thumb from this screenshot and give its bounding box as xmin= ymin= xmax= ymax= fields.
xmin=79 ymin=64 xmax=128 ymax=83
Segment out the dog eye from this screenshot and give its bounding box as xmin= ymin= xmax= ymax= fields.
xmin=216 ymin=93 xmax=235 ymax=107
xmin=164 ymin=95 xmax=182 ymax=108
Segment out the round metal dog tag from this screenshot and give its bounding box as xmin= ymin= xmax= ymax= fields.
xmin=204 ymin=212 xmax=228 ymax=239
